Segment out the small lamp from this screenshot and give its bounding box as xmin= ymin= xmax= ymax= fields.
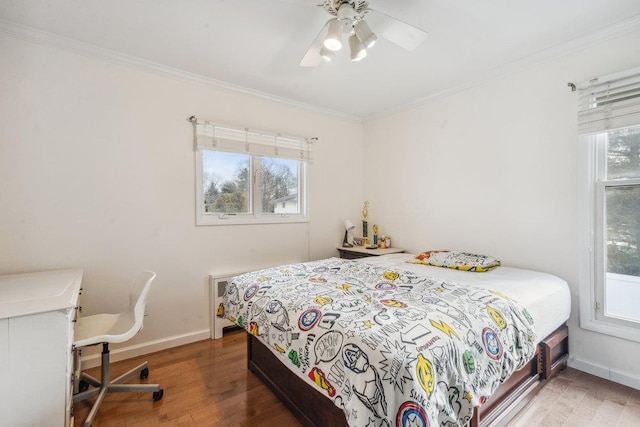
xmin=343 ymin=219 xmax=355 ymax=247
xmin=319 ymin=46 xmax=336 ymax=61
xmin=349 ymin=34 xmax=367 ymax=62
xmin=324 ymin=18 xmax=343 ymax=51
xmin=354 ymin=20 xmax=377 ymax=49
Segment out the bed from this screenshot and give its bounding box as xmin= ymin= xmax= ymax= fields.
xmin=220 ymin=253 xmax=571 ymax=427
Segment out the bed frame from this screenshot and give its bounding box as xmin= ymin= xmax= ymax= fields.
xmin=247 ymin=323 xmax=569 ymax=427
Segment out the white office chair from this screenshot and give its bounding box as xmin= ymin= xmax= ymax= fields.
xmin=73 ymin=271 xmax=163 ymax=427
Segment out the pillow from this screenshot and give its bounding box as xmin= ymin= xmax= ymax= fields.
xmin=408 ymin=250 xmax=501 ymax=272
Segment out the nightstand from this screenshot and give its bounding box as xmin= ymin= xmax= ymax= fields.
xmin=336 ymin=246 xmax=405 ymax=260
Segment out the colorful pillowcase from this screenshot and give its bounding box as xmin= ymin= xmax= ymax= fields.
xmin=408 ymin=250 xmax=501 ymax=272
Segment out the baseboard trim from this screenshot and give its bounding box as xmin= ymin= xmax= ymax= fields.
xmin=568 ymin=356 xmax=640 ymax=390
xmin=611 ymin=368 xmax=640 ymax=391
xmin=79 ymin=329 xmax=211 ymax=369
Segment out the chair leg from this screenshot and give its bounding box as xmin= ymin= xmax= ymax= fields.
xmin=109 ymin=360 xmax=162 ymax=393
xmin=83 ymin=386 xmax=109 ymax=427
xmin=73 ymin=386 xmax=101 ymax=403
xmin=74 ymin=343 xmax=164 ymax=426
xmin=79 ymin=372 xmax=101 ymax=388
xmin=112 ymin=361 xmax=149 ymax=384
xmin=74 ymin=344 xmax=111 ymax=404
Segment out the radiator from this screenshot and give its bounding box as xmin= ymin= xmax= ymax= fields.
xmin=210 ymin=272 xmax=245 ymax=339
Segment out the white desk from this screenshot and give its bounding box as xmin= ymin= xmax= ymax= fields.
xmin=0 ymin=269 xmax=82 ymax=427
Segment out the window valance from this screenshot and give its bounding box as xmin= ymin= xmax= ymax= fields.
xmin=190 ymin=117 xmax=314 ymax=163
xmin=578 ymin=66 xmax=640 ymax=135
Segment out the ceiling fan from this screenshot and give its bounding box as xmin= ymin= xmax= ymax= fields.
xmin=300 ymin=0 xmax=428 ymax=66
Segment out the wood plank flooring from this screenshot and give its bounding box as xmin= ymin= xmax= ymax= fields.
xmin=508 ymin=366 xmax=640 ymax=427
xmin=74 ymin=329 xmax=640 ymax=426
xmin=73 ymin=330 xmax=302 ymax=427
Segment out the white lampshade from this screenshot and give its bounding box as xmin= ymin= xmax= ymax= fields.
xmin=319 ymin=46 xmax=336 ymax=61
xmin=344 ymin=219 xmax=355 ymax=230
xmin=324 ymin=19 xmax=343 ymax=51
xmin=354 ymin=20 xmax=377 ymax=49
xmin=349 ymin=34 xmax=367 ymax=62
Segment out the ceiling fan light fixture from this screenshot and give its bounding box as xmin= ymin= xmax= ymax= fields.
xmin=319 ymin=46 xmax=336 ymax=61
xmin=324 ymin=18 xmax=343 ymax=51
xmin=299 ymin=1 xmax=428 ymax=68
xmin=337 ymin=3 xmax=357 ymax=22
xmin=349 ymin=34 xmax=367 ymax=62
xmin=354 ymin=20 xmax=377 ymax=49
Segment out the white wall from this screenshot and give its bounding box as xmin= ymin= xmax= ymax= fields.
xmin=3 ymin=23 xmax=639 ymax=389
xmin=0 ymin=34 xmax=364 ymax=359
xmin=363 ymin=29 xmax=640 ymax=387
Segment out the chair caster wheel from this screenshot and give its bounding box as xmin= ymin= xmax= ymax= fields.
xmin=140 ymin=367 xmax=149 ymax=379
xmin=79 ymin=380 xmax=90 ymax=393
xmin=153 ymin=389 xmax=164 ymax=401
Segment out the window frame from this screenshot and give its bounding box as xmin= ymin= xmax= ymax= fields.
xmin=195 ymin=149 xmax=309 ymax=226
xmin=579 ymin=131 xmax=640 ymax=343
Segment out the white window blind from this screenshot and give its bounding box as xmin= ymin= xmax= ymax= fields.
xmin=194 ymin=120 xmax=313 ymax=162
xmin=577 ymin=66 xmax=640 ymax=343
xmin=578 ymin=66 xmax=640 ymax=135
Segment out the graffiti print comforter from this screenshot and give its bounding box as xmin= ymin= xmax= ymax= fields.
xmin=220 ymin=258 xmax=536 ymax=427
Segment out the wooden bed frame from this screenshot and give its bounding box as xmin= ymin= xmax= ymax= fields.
xmin=247 ymin=324 xmax=569 ymax=427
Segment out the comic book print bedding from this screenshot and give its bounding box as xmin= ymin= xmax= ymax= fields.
xmin=220 ymin=258 xmax=536 ymax=427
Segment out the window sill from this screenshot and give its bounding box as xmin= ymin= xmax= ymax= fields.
xmin=196 ymin=213 xmax=309 ymax=226
xmin=579 ymin=314 xmax=640 ymax=344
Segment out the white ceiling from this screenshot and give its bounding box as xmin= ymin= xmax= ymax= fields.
xmin=2 ymin=0 xmax=640 ymax=118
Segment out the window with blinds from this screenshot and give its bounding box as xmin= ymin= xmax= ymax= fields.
xmin=578 ymin=66 xmax=640 ymax=342
xmin=192 ymin=119 xmax=313 ymax=225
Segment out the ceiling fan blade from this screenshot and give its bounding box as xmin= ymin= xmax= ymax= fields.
xmin=365 ymin=9 xmax=428 ymax=51
xmin=299 ymin=19 xmax=330 ymax=67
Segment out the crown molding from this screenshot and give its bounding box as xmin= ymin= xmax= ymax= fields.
xmin=2 ymin=13 xmax=639 ymax=123
xmin=0 ymin=18 xmax=362 ymax=122
xmin=365 ymin=13 xmax=640 ymax=121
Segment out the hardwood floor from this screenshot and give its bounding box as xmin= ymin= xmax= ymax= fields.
xmin=73 ymin=330 xmax=302 ymax=427
xmin=508 ymin=366 xmax=640 ymax=427
xmin=74 ymin=329 xmax=640 ymax=426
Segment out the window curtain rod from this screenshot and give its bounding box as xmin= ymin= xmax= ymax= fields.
xmin=576 ymin=65 xmax=640 ymax=91
xmin=568 ymin=66 xmax=640 ymax=93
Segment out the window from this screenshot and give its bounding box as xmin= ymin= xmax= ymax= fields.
xmin=192 ymin=120 xmax=312 ymax=225
xmin=578 ymin=67 xmax=640 ymax=342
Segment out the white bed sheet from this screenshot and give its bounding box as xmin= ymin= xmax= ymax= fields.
xmin=356 ymin=253 xmax=571 ymax=342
